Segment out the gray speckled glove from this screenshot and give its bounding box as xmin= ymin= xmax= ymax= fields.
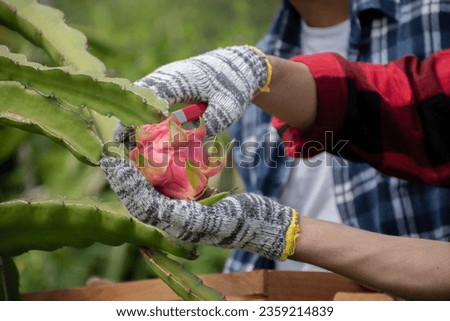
xmin=100 ymin=156 xmax=299 ymax=261
xmin=134 ymin=45 xmax=271 ymax=136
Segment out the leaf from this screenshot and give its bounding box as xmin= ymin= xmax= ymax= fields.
xmin=198 ymin=190 xmax=232 ymax=206
xmin=0 ymin=81 xmax=103 ymax=165
xmin=186 ymin=160 xmax=206 ymax=194
xmin=169 ymin=118 xmax=187 ymax=143
xmin=0 ymin=198 xmax=197 ymax=259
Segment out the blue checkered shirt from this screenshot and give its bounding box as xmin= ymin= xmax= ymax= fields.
xmin=224 ymin=0 xmax=450 ymax=273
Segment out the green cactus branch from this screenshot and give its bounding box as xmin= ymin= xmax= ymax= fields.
xmin=0 ymin=0 xmax=106 ymax=74
xmin=0 ymin=256 xmax=19 ymax=301
xmin=140 ymin=247 xmax=225 ymax=301
xmin=0 ymin=80 xmax=103 ymax=165
xmin=0 ymin=126 xmax=28 ymax=164
xmin=0 ymin=0 xmax=224 ymax=300
xmin=0 ymin=199 xmax=197 ymax=259
xmin=0 ymin=46 xmax=167 ymax=127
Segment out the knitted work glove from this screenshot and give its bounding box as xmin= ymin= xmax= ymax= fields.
xmin=100 ymin=156 xmax=299 ymax=261
xmin=134 ymin=45 xmax=272 ymax=136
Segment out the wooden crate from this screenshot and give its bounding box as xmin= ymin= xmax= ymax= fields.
xmin=22 ymin=270 xmax=394 ymax=301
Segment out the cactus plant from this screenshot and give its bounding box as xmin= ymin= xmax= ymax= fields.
xmin=0 ymin=199 xmax=196 ymax=258
xmin=0 ymin=0 xmax=106 ymax=73
xmin=141 ymin=247 xmax=225 ymax=301
xmin=0 ymin=0 xmax=226 ymax=300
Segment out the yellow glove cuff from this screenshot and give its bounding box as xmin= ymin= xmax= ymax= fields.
xmin=249 ymin=46 xmax=272 ymax=93
xmin=280 ymin=209 xmax=300 ymax=261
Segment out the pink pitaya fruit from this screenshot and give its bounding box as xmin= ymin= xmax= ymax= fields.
xmin=129 ymin=116 xmax=228 ymax=200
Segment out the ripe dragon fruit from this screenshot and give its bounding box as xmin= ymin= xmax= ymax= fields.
xmin=129 ymin=116 xmax=228 ymax=200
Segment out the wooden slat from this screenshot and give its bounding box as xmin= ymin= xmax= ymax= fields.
xmin=22 ymin=270 xmax=372 ymax=301
xmin=266 ymin=271 xmax=367 ymax=301
xmin=333 ymin=292 xmax=395 ymax=301
xmin=22 ymin=270 xmax=266 ymax=301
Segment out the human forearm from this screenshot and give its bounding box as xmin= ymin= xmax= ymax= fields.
xmin=292 ymin=216 xmax=450 ymax=300
xmin=253 ymin=55 xmax=317 ymax=129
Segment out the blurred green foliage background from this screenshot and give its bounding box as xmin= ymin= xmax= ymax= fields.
xmin=0 ymin=0 xmax=279 ymax=293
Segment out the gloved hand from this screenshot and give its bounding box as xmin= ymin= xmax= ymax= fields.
xmin=134 ymin=45 xmax=272 ymax=136
xmin=100 ymin=156 xmax=299 ymax=261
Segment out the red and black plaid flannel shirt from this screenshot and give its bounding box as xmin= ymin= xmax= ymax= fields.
xmin=273 ymin=49 xmax=450 ymax=186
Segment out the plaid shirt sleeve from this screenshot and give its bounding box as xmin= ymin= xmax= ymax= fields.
xmin=272 ymin=49 xmax=450 ymax=186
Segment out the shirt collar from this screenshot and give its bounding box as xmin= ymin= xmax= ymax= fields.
xmin=259 ymin=0 xmax=302 ymax=57
xmin=352 ymin=0 xmax=399 ymax=22
xmin=266 ymin=0 xmax=399 ymax=47
xmin=262 ymin=0 xmax=399 ymax=57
